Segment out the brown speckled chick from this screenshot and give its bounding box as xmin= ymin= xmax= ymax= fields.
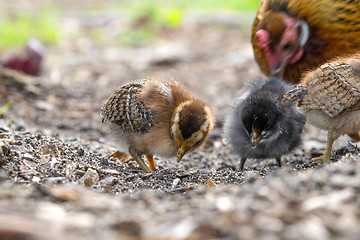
xmin=101 ymin=78 xmax=214 ymax=172
xmin=284 ymin=54 xmax=360 ymax=164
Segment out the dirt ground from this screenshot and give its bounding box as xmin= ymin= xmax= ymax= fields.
xmin=0 ymin=7 xmax=360 ymax=240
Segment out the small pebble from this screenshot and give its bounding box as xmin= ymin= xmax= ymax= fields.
xmin=82 ymin=168 xmax=100 ymax=187
xmin=172 ymin=178 xmax=181 ymax=188
xmin=32 ymin=176 xmax=41 ymax=183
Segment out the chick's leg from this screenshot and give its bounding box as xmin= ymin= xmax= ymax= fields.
xmin=146 ymin=154 xmax=156 ymax=171
xmin=109 ymin=151 xmax=123 ymax=158
xmin=240 ymin=158 xmax=247 ymax=171
xmin=312 ymin=130 xmax=335 ymax=164
xmin=129 ymin=146 xmax=150 ymax=172
xmin=108 ymin=151 xmax=132 ymax=163
xmin=275 ymin=158 xmax=282 ymax=167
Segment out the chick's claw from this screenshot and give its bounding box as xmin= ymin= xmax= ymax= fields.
xmin=311 ymin=155 xmax=330 ymax=165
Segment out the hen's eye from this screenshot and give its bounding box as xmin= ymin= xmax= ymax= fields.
xmin=282 ymin=43 xmax=291 ymax=50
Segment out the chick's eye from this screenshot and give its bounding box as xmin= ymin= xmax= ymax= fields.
xmin=194 ymin=139 xmax=203 ymax=147
xmin=265 ymin=123 xmax=272 ymax=129
xmin=244 ymin=124 xmax=252 ymax=135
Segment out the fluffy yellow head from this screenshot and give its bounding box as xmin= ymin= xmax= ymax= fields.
xmin=171 ymin=100 xmax=214 ymax=162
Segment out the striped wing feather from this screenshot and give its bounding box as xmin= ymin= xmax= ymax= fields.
xmin=101 ymin=80 xmax=156 ymax=133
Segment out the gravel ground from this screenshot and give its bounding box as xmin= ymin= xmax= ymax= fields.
xmin=0 ymin=7 xmax=359 ymax=240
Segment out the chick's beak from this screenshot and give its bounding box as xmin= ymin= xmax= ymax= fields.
xmin=177 ymin=145 xmax=186 ymax=163
xmin=251 ymin=127 xmax=263 ymax=148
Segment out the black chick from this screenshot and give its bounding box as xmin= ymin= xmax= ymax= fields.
xmin=224 ymin=77 xmax=305 ymax=171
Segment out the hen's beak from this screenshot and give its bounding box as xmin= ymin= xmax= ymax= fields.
xmin=251 ymin=127 xmax=263 ymax=148
xmin=271 ymin=61 xmax=287 ymax=78
xmin=177 ymin=145 xmax=186 ymax=163
xmin=271 ymin=62 xmax=282 ymax=76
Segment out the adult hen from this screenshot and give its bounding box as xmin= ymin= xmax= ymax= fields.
xmin=224 ymin=77 xmax=305 ymax=170
xmin=284 ymin=53 xmax=360 ymax=164
xmin=252 ymin=0 xmax=360 ymax=83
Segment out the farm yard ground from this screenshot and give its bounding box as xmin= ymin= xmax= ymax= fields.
xmin=0 ymin=3 xmax=359 ymax=239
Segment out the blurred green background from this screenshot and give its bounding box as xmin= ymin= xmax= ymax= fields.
xmin=0 ymin=0 xmax=260 ymax=48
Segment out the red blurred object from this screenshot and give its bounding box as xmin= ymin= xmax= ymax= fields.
xmin=2 ymin=39 xmax=46 ymax=76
